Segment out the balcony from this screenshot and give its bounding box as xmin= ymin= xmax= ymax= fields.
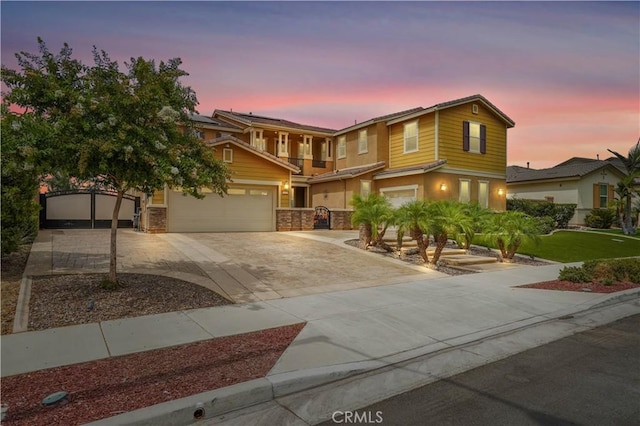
xmin=312 ymin=159 xmax=327 ymax=168
xmin=288 ymin=157 xmax=304 ymax=174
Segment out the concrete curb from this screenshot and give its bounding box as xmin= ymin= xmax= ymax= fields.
xmin=12 ymin=276 xmax=31 ymax=333
xmin=81 ymin=293 xmax=640 ymax=426
xmin=84 ymin=378 xmax=273 ymax=426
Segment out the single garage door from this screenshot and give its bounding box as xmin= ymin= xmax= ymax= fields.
xmin=167 ymin=186 xmax=275 ymax=232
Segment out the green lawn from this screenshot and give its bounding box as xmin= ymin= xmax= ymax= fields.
xmin=584 ymin=229 xmax=640 ymax=240
xmin=474 ymin=230 xmax=640 ymax=263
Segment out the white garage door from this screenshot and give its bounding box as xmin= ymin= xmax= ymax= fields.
xmin=380 ymin=186 xmax=418 ymax=208
xmin=167 ymin=186 xmax=275 ymax=232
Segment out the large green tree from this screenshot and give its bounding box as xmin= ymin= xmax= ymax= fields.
xmin=608 ymin=140 xmax=640 ymax=235
xmin=0 ymin=104 xmax=46 ymax=255
xmin=2 ymin=39 xmax=230 ymax=284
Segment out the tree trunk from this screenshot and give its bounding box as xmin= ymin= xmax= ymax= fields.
xmin=623 ymin=195 xmax=633 ymax=235
xmin=430 ymin=233 xmax=448 ymax=265
xmin=109 ymin=190 xmax=124 ymax=284
xmin=412 ymin=228 xmax=429 ymax=263
xmin=497 ymin=239 xmax=507 ymax=261
xmin=359 ymin=223 xmax=372 ymax=249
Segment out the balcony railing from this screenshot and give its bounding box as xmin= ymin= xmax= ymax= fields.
xmin=288 ymin=157 xmax=304 ymax=174
xmin=312 ymin=159 xmax=327 ymax=168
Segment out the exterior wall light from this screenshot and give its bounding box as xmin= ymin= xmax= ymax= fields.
xmin=283 ymin=181 xmax=290 ymax=190
xmin=440 ymin=183 xmax=447 ymax=191
xmin=497 ymin=188 xmax=504 ymax=196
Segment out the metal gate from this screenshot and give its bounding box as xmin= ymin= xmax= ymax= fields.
xmin=39 ymin=190 xmax=140 ymax=229
xmin=313 ymin=206 xmax=331 ymax=229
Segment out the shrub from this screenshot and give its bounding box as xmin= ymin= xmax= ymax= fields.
xmin=507 ymin=199 xmax=576 ymax=230
xmin=554 ymin=205 xmax=576 ymax=229
xmin=558 ymin=266 xmax=592 ymax=283
xmin=536 ymin=216 xmax=556 ymax=235
xmin=564 ymin=258 xmax=640 ymax=284
xmin=584 ymin=209 xmax=616 ymax=229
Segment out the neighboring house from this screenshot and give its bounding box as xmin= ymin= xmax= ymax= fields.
xmin=140 ymin=94 xmax=515 ymax=232
xmin=506 ymin=157 xmax=629 ymax=225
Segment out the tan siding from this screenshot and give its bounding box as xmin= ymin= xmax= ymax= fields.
xmin=211 ymin=145 xmax=290 ymax=207
xmin=437 ymin=103 xmax=507 ymax=175
xmin=311 ymin=180 xmax=349 ymax=209
xmin=339 ymin=124 xmax=380 ymax=168
xmin=389 ymin=115 xmax=436 ymax=169
xmin=425 ymin=171 xmax=506 ymax=211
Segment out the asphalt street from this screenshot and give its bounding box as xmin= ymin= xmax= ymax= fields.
xmin=321 ymin=314 xmax=640 ymax=426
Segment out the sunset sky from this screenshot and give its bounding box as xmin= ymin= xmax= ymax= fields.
xmin=2 ymin=1 xmax=638 ymax=168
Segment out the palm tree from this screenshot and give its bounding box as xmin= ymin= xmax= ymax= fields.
xmin=394 ymin=200 xmax=432 ymax=263
xmin=428 ymin=200 xmax=472 ymax=265
xmin=350 ymin=193 xmax=394 ymax=250
xmin=608 ymin=140 xmax=640 ymax=235
xmin=456 ymin=202 xmax=491 ymax=249
xmin=486 ymin=211 xmax=540 ymax=261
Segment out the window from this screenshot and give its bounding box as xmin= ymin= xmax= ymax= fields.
xmin=478 ymin=181 xmax=489 ymax=208
xmin=360 ymin=180 xmax=371 ymax=198
xmin=149 ymin=187 xmax=167 ymax=206
xmin=459 ymin=179 xmax=471 ymax=203
xmin=599 ymin=184 xmax=608 ymax=208
xmin=227 ymin=188 xmax=246 ymax=195
xmin=337 ymin=136 xmax=346 ymax=159
xmin=463 ymin=121 xmax=486 ymax=154
xmin=358 ymin=129 xmax=368 ymax=154
xmin=223 ymin=148 xmax=233 ymax=163
xmin=403 ymin=121 xmax=418 ymax=153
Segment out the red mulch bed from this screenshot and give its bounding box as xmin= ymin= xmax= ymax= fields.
xmin=518 ymin=280 xmax=640 ymax=293
xmin=1 ymin=323 xmax=304 ymax=426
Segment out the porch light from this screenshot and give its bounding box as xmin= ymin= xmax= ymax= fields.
xmin=497 ymin=188 xmax=504 ymax=196
xmin=283 ymin=181 xmax=289 ymax=190
xmin=440 ymin=183 xmax=447 ymax=191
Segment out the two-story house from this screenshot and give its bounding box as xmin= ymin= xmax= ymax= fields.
xmin=309 ymin=94 xmax=514 ymax=212
xmin=141 ymin=94 xmax=514 ymax=233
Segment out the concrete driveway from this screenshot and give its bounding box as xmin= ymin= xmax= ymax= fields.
xmin=31 ymin=229 xmax=444 ymax=303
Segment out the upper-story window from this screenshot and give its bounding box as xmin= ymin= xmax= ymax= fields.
xmin=463 ymin=121 xmax=486 ymax=154
xmin=337 ymin=136 xmax=346 ymax=159
xmin=358 ymin=129 xmax=368 ymax=154
xmin=403 ymin=121 xmax=418 ymax=153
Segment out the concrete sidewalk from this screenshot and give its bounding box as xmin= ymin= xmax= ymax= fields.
xmin=3 ymin=263 xmax=639 ymax=378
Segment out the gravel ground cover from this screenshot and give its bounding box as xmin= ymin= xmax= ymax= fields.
xmin=28 ymin=273 xmax=231 ymax=331
xmin=1 ymin=323 xmax=304 ymax=426
xmin=518 ymin=280 xmax=639 ymax=293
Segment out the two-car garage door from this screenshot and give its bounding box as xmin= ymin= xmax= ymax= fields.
xmin=167 ymin=186 xmax=275 ymax=232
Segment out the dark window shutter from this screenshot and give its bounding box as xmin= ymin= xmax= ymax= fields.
xmin=463 ymin=121 xmax=470 ymax=151
xmin=480 ymin=125 xmax=487 ymax=154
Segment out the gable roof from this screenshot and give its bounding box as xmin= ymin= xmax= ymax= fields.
xmin=307 ymin=161 xmax=386 ymax=183
xmin=334 ymin=107 xmax=424 ymax=136
xmin=205 ymin=135 xmax=300 ymax=173
xmin=507 ymin=160 xmax=625 ymax=184
xmin=386 ymin=94 xmax=515 ymax=128
xmin=213 ymin=110 xmax=336 ymax=135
